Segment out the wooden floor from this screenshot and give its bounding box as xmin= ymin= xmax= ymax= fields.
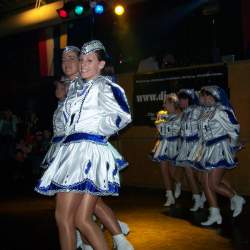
xmin=0 ymin=187 xmax=249 ymax=250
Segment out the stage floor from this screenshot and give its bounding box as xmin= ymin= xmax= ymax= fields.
xmin=0 ymin=187 xmax=249 ymax=250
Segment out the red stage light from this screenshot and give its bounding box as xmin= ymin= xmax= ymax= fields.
xmin=57 ymin=8 xmax=69 ymax=19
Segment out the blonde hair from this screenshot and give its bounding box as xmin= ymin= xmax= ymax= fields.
xmin=164 ymin=93 xmax=180 ymax=110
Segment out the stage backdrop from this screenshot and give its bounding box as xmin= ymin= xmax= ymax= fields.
xmin=133 ymin=64 xmax=228 ymax=126
xmin=114 ymin=61 xmax=250 ymax=195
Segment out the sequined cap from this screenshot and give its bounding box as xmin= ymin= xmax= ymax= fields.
xmin=80 ymin=40 xmax=106 ymax=55
xmin=201 ymin=85 xmax=221 ymax=100
xmin=201 ymin=85 xmax=231 ymax=107
xmin=178 ymin=88 xmax=200 ymax=105
xmin=178 ymin=89 xmax=195 ymax=100
xmin=63 ymin=46 xmax=80 ymax=54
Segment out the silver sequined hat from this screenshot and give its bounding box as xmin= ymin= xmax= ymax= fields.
xmin=80 ymin=40 xmax=106 ymax=55
xmin=178 ymin=88 xmax=199 ymax=105
xmin=63 ymin=46 xmax=80 ymax=54
xmin=178 ymin=89 xmax=195 ymax=100
xmin=201 ymin=85 xmax=221 ymax=100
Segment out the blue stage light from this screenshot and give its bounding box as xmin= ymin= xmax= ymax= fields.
xmin=94 ymin=4 xmax=104 ymax=15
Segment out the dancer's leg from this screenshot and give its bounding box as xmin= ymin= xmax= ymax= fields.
xmin=75 ymin=194 xmax=109 ymax=250
xmin=185 ymin=167 xmax=203 ymax=211
xmin=95 ymin=198 xmax=121 ymax=235
xmin=208 ymin=168 xmax=234 ymax=198
xmin=160 ymin=161 xmax=173 ymax=190
xmin=170 ymin=165 xmax=183 ymax=198
xmin=221 ymin=178 xmax=236 ymax=195
xmin=185 ymin=167 xmax=200 ymax=194
xmin=209 ymin=169 xmax=245 ymax=217
xmin=202 ymin=172 xmax=218 ymax=207
xmin=160 ymin=161 xmax=175 ymax=206
xmin=201 ymin=172 xmax=222 ymax=226
xmin=55 ymin=192 xmax=82 ymax=250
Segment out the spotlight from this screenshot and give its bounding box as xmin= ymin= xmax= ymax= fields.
xmin=57 ymin=0 xmax=107 ymax=19
xmin=74 ymin=4 xmax=84 ymax=16
xmin=57 ymin=8 xmax=69 ymax=19
xmin=114 ymin=4 xmax=125 ymax=16
xmin=94 ymin=3 xmax=105 ymax=15
xmin=57 ymin=1 xmax=74 ymax=19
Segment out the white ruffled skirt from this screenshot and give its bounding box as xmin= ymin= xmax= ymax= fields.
xmin=40 ymin=143 xmax=60 ymax=169
xmin=35 ymin=139 xmax=127 ymax=196
xmin=176 ymin=135 xmax=200 ymax=167
xmin=187 ymin=137 xmax=237 ymax=171
xmin=40 ymin=135 xmax=64 ymax=169
xmin=152 ymin=136 xmax=180 ymax=164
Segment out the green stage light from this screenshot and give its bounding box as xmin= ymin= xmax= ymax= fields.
xmin=74 ymin=5 xmax=84 ymax=15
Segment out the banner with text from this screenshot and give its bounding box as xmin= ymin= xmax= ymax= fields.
xmin=133 ymin=64 xmax=228 ymax=126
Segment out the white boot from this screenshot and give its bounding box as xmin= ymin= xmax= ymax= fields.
xmin=112 ymin=221 xmax=130 ymax=248
xmin=164 ymin=190 xmax=175 ymax=207
xmin=230 ymin=196 xmax=235 ymax=211
xmin=231 ymin=195 xmax=246 ymax=217
xmin=82 ymin=245 xmax=94 ymax=250
xmin=201 ymin=207 xmax=222 ymax=226
xmin=113 ymin=234 xmax=134 ymax=250
xmin=100 ymin=220 xmax=130 ymax=235
xmin=92 ymin=215 xmax=97 ymax=221
xmin=174 ymin=182 xmax=182 ymax=199
xmin=190 ymin=194 xmax=202 ymax=212
xmin=76 ymin=230 xmax=84 ymax=250
xmin=76 ymin=230 xmax=94 ymax=250
xmin=118 ymin=220 xmax=130 ymax=235
xmin=200 ymin=192 xmax=206 ymax=208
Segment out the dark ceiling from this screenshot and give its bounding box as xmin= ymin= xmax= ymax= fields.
xmin=0 ymin=0 xmax=147 ymax=17
xmin=0 ymin=0 xmax=59 ymax=16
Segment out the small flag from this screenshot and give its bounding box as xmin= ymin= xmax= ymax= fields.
xmin=38 ymin=27 xmax=54 ymax=77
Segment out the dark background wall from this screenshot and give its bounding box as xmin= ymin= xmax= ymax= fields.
xmin=0 ymin=0 xmax=245 ymax=125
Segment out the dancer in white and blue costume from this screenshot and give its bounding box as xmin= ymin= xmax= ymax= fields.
xmin=188 ymin=85 xmax=246 ymax=226
xmin=35 ymin=42 xmax=134 ymax=250
xmin=40 ymin=78 xmax=68 ymax=169
xmin=176 ymin=89 xmax=201 ymax=167
xmin=176 ymin=89 xmax=206 ymax=212
xmin=153 ymin=114 xmax=181 ymax=164
xmin=40 ymin=77 xmax=130 ymax=250
xmin=152 ymin=93 xmax=182 ymax=207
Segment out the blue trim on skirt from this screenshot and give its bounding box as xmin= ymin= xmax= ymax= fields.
xmin=160 ymin=135 xmax=179 ymax=141
xmin=181 ymin=134 xmax=199 ymax=142
xmin=206 ymin=134 xmax=229 ymax=146
xmin=35 ymin=179 xmax=119 ymax=196
xmin=153 ymin=154 xmax=177 ymax=164
xmin=63 ymin=132 xmax=107 ymax=144
xmin=185 ymin=158 xmax=238 ymax=171
xmin=116 ymin=159 xmax=128 ymax=171
xmin=51 ymin=135 xmax=64 ymax=143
